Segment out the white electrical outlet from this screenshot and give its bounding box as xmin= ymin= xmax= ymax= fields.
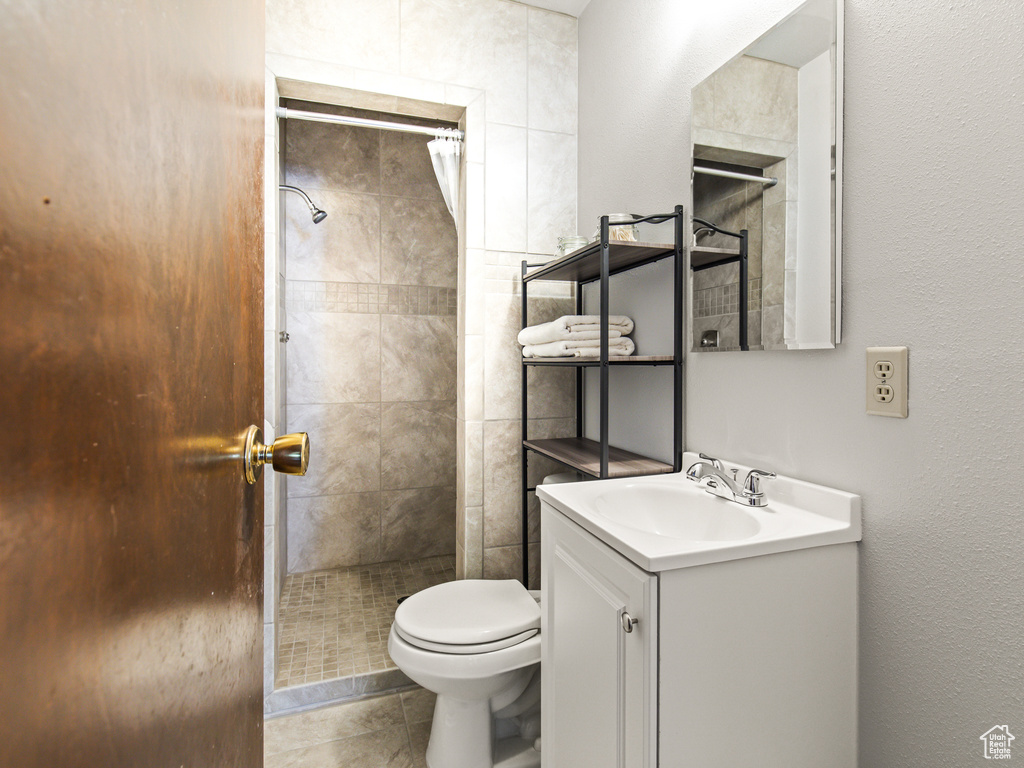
xmin=866 ymin=347 xmax=908 ymax=417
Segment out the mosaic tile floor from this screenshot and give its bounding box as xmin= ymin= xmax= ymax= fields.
xmin=276 ymin=554 xmax=456 ymax=688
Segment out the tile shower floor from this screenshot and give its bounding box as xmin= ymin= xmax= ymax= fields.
xmin=276 ymin=554 xmax=456 ymax=688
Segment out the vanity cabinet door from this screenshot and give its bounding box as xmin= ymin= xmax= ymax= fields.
xmin=541 ymin=504 xmax=658 ymax=768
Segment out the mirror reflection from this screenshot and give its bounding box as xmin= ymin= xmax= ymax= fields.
xmin=690 ymin=0 xmax=841 ymax=351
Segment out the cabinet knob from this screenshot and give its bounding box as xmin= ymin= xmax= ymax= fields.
xmin=621 ymin=611 xmax=638 ymax=634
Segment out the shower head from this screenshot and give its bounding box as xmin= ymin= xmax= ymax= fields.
xmin=279 ymin=184 xmax=328 ymax=225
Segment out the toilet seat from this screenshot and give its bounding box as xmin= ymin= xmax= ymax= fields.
xmin=388 ymin=624 xmax=541 ymax=683
xmin=394 ymin=625 xmax=538 ymax=654
xmin=394 ymin=579 xmax=540 ymax=652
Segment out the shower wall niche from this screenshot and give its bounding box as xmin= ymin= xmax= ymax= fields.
xmin=692 ymin=54 xmax=797 ymax=351
xmin=692 ymin=163 xmax=766 ymax=350
xmin=281 ymin=98 xmax=459 ymax=573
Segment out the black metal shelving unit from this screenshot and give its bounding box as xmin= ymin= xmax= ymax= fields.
xmin=518 ymin=206 xmax=686 ymax=586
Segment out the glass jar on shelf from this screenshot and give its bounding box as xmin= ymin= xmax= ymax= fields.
xmin=591 ymin=213 xmax=639 ymax=242
xmin=555 ymin=235 xmax=590 ymax=258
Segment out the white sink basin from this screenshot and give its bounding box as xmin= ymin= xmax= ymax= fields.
xmin=537 ymin=451 xmax=861 ymax=572
xmin=593 ymin=484 xmax=761 ymax=541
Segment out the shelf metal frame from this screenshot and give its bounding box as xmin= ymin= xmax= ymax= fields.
xmin=691 ymin=216 xmax=750 ymax=351
xmin=518 ymin=206 xmax=685 ymax=586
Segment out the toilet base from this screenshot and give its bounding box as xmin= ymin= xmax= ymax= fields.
xmin=425 ymin=695 xmax=491 ymax=768
xmin=386 ymin=607 xmax=542 ymax=768
xmin=424 ymin=697 xmax=542 ymax=768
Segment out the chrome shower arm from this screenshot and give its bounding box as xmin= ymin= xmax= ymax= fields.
xmin=279 ymin=184 xmax=315 ymax=211
xmin=279 ymin=185 xmax=327 ymax=224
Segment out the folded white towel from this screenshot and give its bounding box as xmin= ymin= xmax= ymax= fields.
xmin=520 ymin=328 xmax=618 ymax=344
xmin=562 ymin=314 xmax=633 ymax=333
xmin=517 ymin=315 xmax=634 ymax=346
xmin=522 ymin=337 xmax=636 ymax=358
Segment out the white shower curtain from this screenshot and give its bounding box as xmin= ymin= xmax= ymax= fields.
xmin=428 ymin=136 xmax=462 ymax=228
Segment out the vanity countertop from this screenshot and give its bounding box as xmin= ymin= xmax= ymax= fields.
xmin=537 ymin=451 xmax=861 ymax=572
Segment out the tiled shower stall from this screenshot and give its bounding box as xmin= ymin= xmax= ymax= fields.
xmin=263 ymin=0 xmax=580 ymax=714
xmin=276 ymin=101 xmax=460 ymax=691
xmin=282 ymin=101 xmax=459 ymax=573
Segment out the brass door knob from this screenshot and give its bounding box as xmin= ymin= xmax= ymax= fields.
xmin=242 ymin=425 xmax=309 ymax=485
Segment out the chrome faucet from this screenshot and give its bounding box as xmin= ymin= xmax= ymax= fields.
xmin=685 ymin=454 xmax=776 ymax=507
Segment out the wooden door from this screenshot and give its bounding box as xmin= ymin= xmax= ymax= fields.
xmin=0 ymin=0 xmax=266 ymax=765
xmin=541 ymin=507 xmax=658 ymax=768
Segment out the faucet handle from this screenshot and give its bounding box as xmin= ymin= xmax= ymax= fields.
xmin=743 ymin=469 xmax=776 ymax=495
xmin=698 ymin=453 xmax=724 ymax=471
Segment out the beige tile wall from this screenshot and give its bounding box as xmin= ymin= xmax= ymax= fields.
xmin=283 ymin=100 xmax=459 ymax=573
xmin=266 ymin=0 xmax=579 ymax=600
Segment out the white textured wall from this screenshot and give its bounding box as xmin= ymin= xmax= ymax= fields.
xmin=579 ymin=0 xmax=1024 ymax=764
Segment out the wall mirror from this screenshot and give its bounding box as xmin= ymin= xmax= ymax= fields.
xmin=690 ymin=0 xmax=842 ymax=351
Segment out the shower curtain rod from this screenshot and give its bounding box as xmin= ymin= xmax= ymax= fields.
xmin=276 ymin=106 xmax=464 ymax=140
xmin=693 ymin=165 xmax=778 ymax=187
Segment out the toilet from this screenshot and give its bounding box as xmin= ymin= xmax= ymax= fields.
xmin=388 ymin=579 xmax=542 ymax=768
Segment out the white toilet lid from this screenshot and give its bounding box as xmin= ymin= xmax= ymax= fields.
xmin=395 ymin=579 xmax=540 ymax=647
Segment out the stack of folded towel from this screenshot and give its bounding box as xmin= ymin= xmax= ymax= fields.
xmin=518 ymin=315 xmax=636 ymax=358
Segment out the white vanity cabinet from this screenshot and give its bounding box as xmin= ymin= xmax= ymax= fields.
xmin=540 ymin=497 xmax=858 ymax=768
xmin=541 ymin=506 xmax=658 ymax=768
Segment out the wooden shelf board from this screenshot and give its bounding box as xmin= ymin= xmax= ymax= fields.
xmin=524 ymin=437 xmax=674 ymax=479
xmin=690 ymin=245 xmax=740 ymax=270
xmin=524 ymin=241 xmax=675 ymax=283
xmin=522 ymin=355 xmax=675 ymax=366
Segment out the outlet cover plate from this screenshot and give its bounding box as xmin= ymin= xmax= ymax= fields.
xmin=866 ymin=346 xmax=908 ymax=417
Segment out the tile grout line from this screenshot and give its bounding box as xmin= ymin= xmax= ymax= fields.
xmin=401 ymin=696 xmax=417 ymax=768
